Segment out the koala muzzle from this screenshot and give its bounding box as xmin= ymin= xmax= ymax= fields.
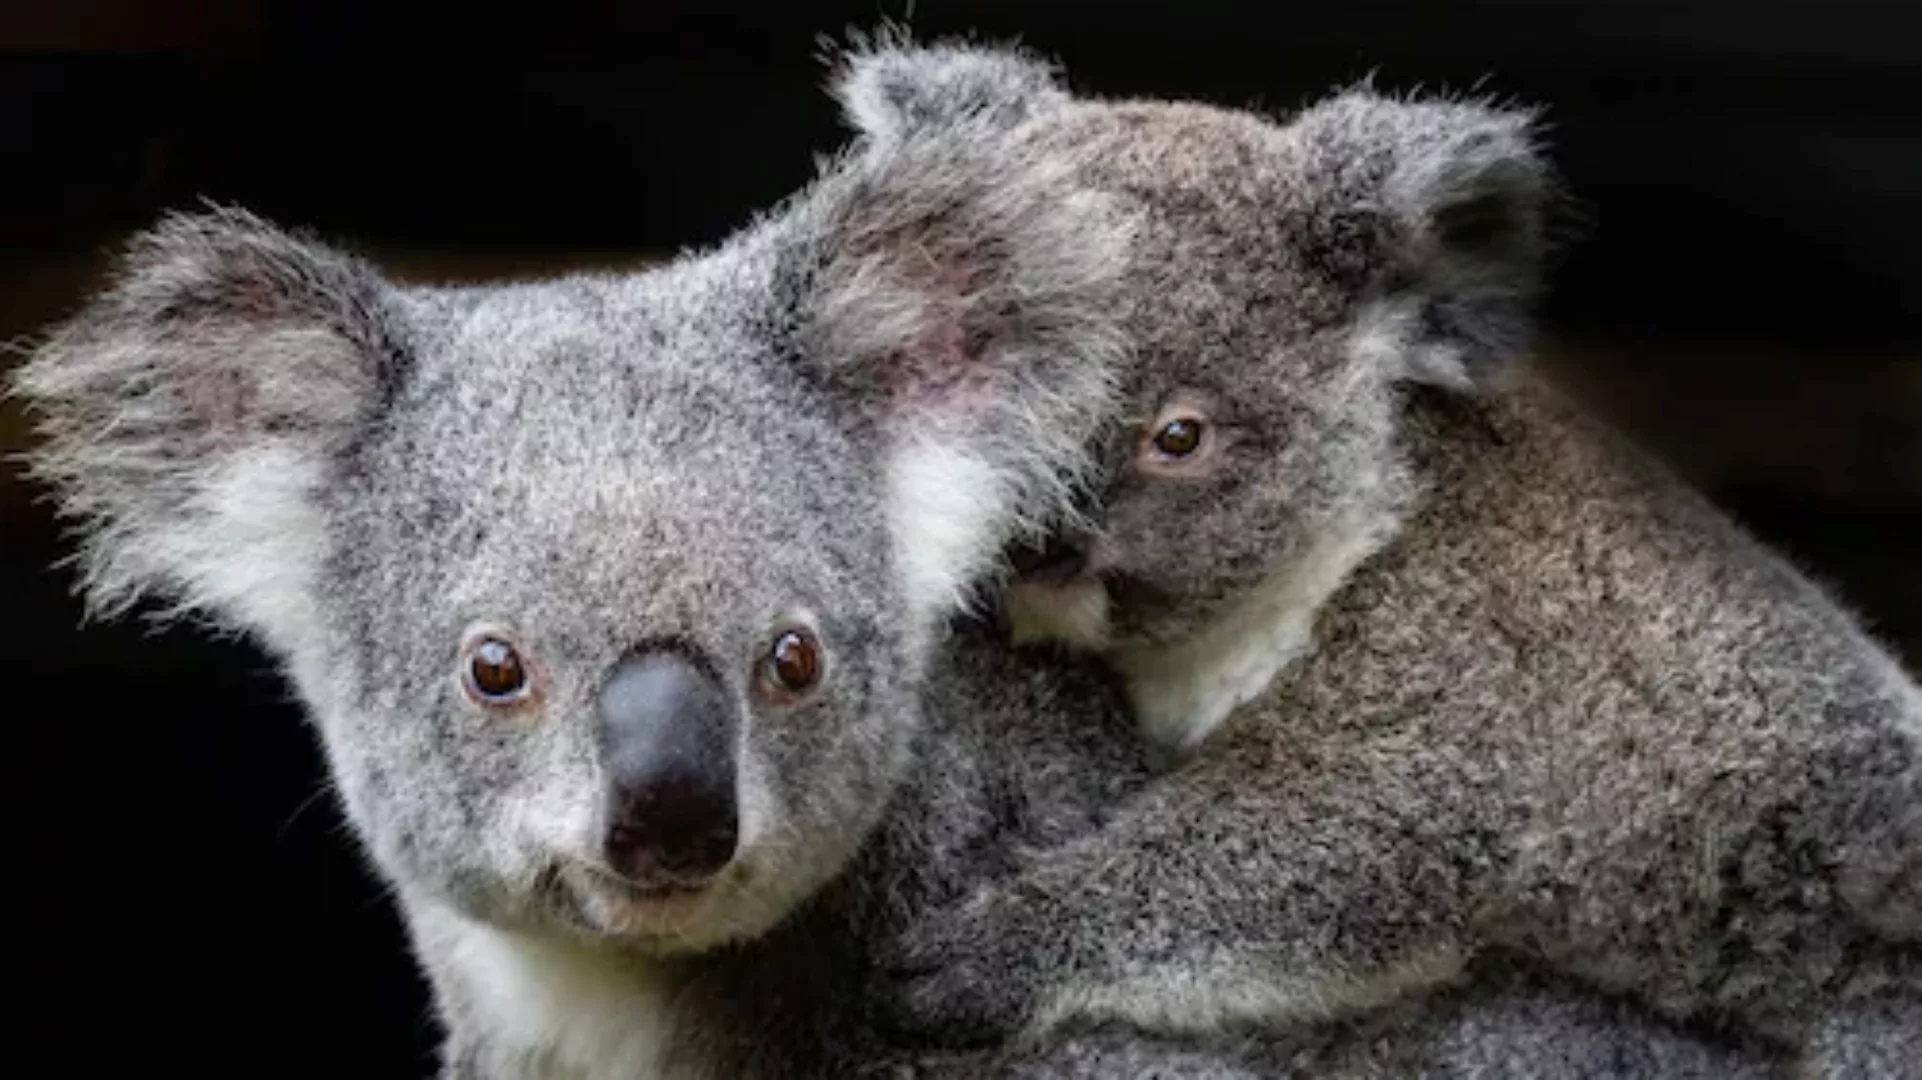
xmin=595 ymin=649 xmax=740 ymax=886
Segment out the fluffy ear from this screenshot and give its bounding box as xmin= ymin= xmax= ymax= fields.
xmin=826 ymin=30 xmax=1070 ymax=148
xmin=1290 ymin=89 xmax=1555 ymax=391
xmin=799 ymin=133 xmax=1135 ymax=630
xmin=8 ymin=206 xmax=408 ymax=647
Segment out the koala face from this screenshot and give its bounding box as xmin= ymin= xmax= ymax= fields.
xmin=1049 ymin=226 xmax=1417 ymax=653
xmin=318 ymin=266 xmax=916 ymax=952
xmin=18 ymin=215 xmax=916 ymax=953
xmin=14 ymin=114 xmax=1135 ymax=956
xmin=829 ymin=46 xmax=1552 ymax=657
xmin=1059 ymin=91 xmax=1550 ymax=657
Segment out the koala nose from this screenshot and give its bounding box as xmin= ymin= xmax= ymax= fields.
xmin=1008 ymin=533 xmax=1090 ymax=583
xmin=595 ymin=649 xmax=739 ymax=885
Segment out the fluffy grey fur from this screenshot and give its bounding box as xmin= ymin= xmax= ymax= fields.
xmin=900 ymin=953 xmax=1785 ymax=1079
xmin=843 ymin=42 xmax=1922 ymax=1076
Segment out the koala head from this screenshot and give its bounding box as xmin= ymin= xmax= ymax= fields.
xmin=1071 ymin=88 xmax=1553 ymax=654
xmin=11 ymin=117 xmax=1133 ymax=955
xmin=830 ymin=40 xmax=1554 ymax=742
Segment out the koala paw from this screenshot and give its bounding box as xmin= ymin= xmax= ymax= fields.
xmin=873 ymin=887 xmax=1048 ymax=1045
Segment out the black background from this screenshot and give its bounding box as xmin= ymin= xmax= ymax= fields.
xmin=3 ymin=3 xmax=1917 ymax=1074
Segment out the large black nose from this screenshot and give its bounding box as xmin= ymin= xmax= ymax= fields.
xmin=595 ymin=649 xmax=739 ymax=886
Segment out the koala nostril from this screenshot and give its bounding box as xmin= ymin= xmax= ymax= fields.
xmin=596 ymin=648 xmax=740 ymax=886
xmin=604 ymin=780 xmax=739 ymax=883
xmin=1009 ymin=534 xmax=1089 ymax=583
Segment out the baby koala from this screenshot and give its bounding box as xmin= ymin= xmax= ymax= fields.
xmin=841 ymin=40 xmax=1922 ymax=1074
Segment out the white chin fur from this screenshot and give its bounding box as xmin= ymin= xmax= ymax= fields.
xmin=1107 ymin=519 xmax=1391 ymax=757
xmin=413 ymin=900 xmax=678 ymax=1078
xmin=1001 ymin=578 xmax=1112 ymax=651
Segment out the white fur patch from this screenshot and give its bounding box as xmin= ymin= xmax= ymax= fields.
xmin=416 ymin=903 xmax=678 ymax=1079
xmin=1034 ymin=944 xmax=1466 ymax=1037
xmin=885 ymin=434 xmax=1008 ymax=639
xmin=157 ymin=445 xmax=330 ymax=656
xmin=1108 ymin=518 xmax=1392 ymax=756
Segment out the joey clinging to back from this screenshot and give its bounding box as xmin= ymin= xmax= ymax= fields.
xmin=1017 ymin=83 xmax=1553 ymax=751
xmin=839 ymin=37 xmax=1552 ymax=750
xmin=8 ymin=115 xmax=1138 ymax=1069
xmin=845 ymin=42 xmax=1922 ymax=1065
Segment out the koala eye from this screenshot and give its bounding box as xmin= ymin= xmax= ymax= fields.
xmin=758 ymin=625 xmax=823 ymax=703
xmin=1150 ymin=416 xmax=1205 ymax=458
xmin=461 ymin=635 xmax=533 ymax=706
xmin=1138 ymin=398 xmax=1224 ymax=476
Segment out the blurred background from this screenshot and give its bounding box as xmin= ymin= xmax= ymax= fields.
xmin=3 ymin=2 xmax=1916 ymax=1073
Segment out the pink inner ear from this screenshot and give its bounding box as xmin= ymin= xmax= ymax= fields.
xmin=878 ymin=257 xmax=1004 ymax=414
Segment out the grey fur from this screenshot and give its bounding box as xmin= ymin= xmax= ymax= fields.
xmin=830 ymin=26 xmax=1071 ymax=149
xmin=902 ymin=953 xmax=1786 ymax=1079
xmin=841 ymin=42 xmax=1922 ymax=1076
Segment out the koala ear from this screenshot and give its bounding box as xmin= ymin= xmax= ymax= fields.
xmin=9 ymin=206 xmax=407 ymax=646
xmin=827 ymin=32 xmax=1069 ymax=147
xmin=800 ymin=136 xmax=1134 ymax=629
xmin=1292 ymin=89 xmax=1554 ymax=391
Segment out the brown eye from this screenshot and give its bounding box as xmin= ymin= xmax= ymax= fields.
xmin=464 ymin=637 xmax=529 ymax=704
xmin=765 ymin=628 xmax=822 ymax=697
xmin=1151 ymin=417 xmax=1204 ymax=457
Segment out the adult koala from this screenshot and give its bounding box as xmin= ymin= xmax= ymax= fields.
xmin=841 ymin=38 xmax=1922 ymax=1079
xmin=6 ymin=108 xmax=1144 ymax=1074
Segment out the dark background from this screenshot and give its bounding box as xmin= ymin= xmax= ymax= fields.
xmin=3 ymin=2 xmax=1917 ymax=1074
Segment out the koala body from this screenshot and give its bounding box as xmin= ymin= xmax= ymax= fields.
xmin=842 ymin=42 xmax=1922 ymax=1073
